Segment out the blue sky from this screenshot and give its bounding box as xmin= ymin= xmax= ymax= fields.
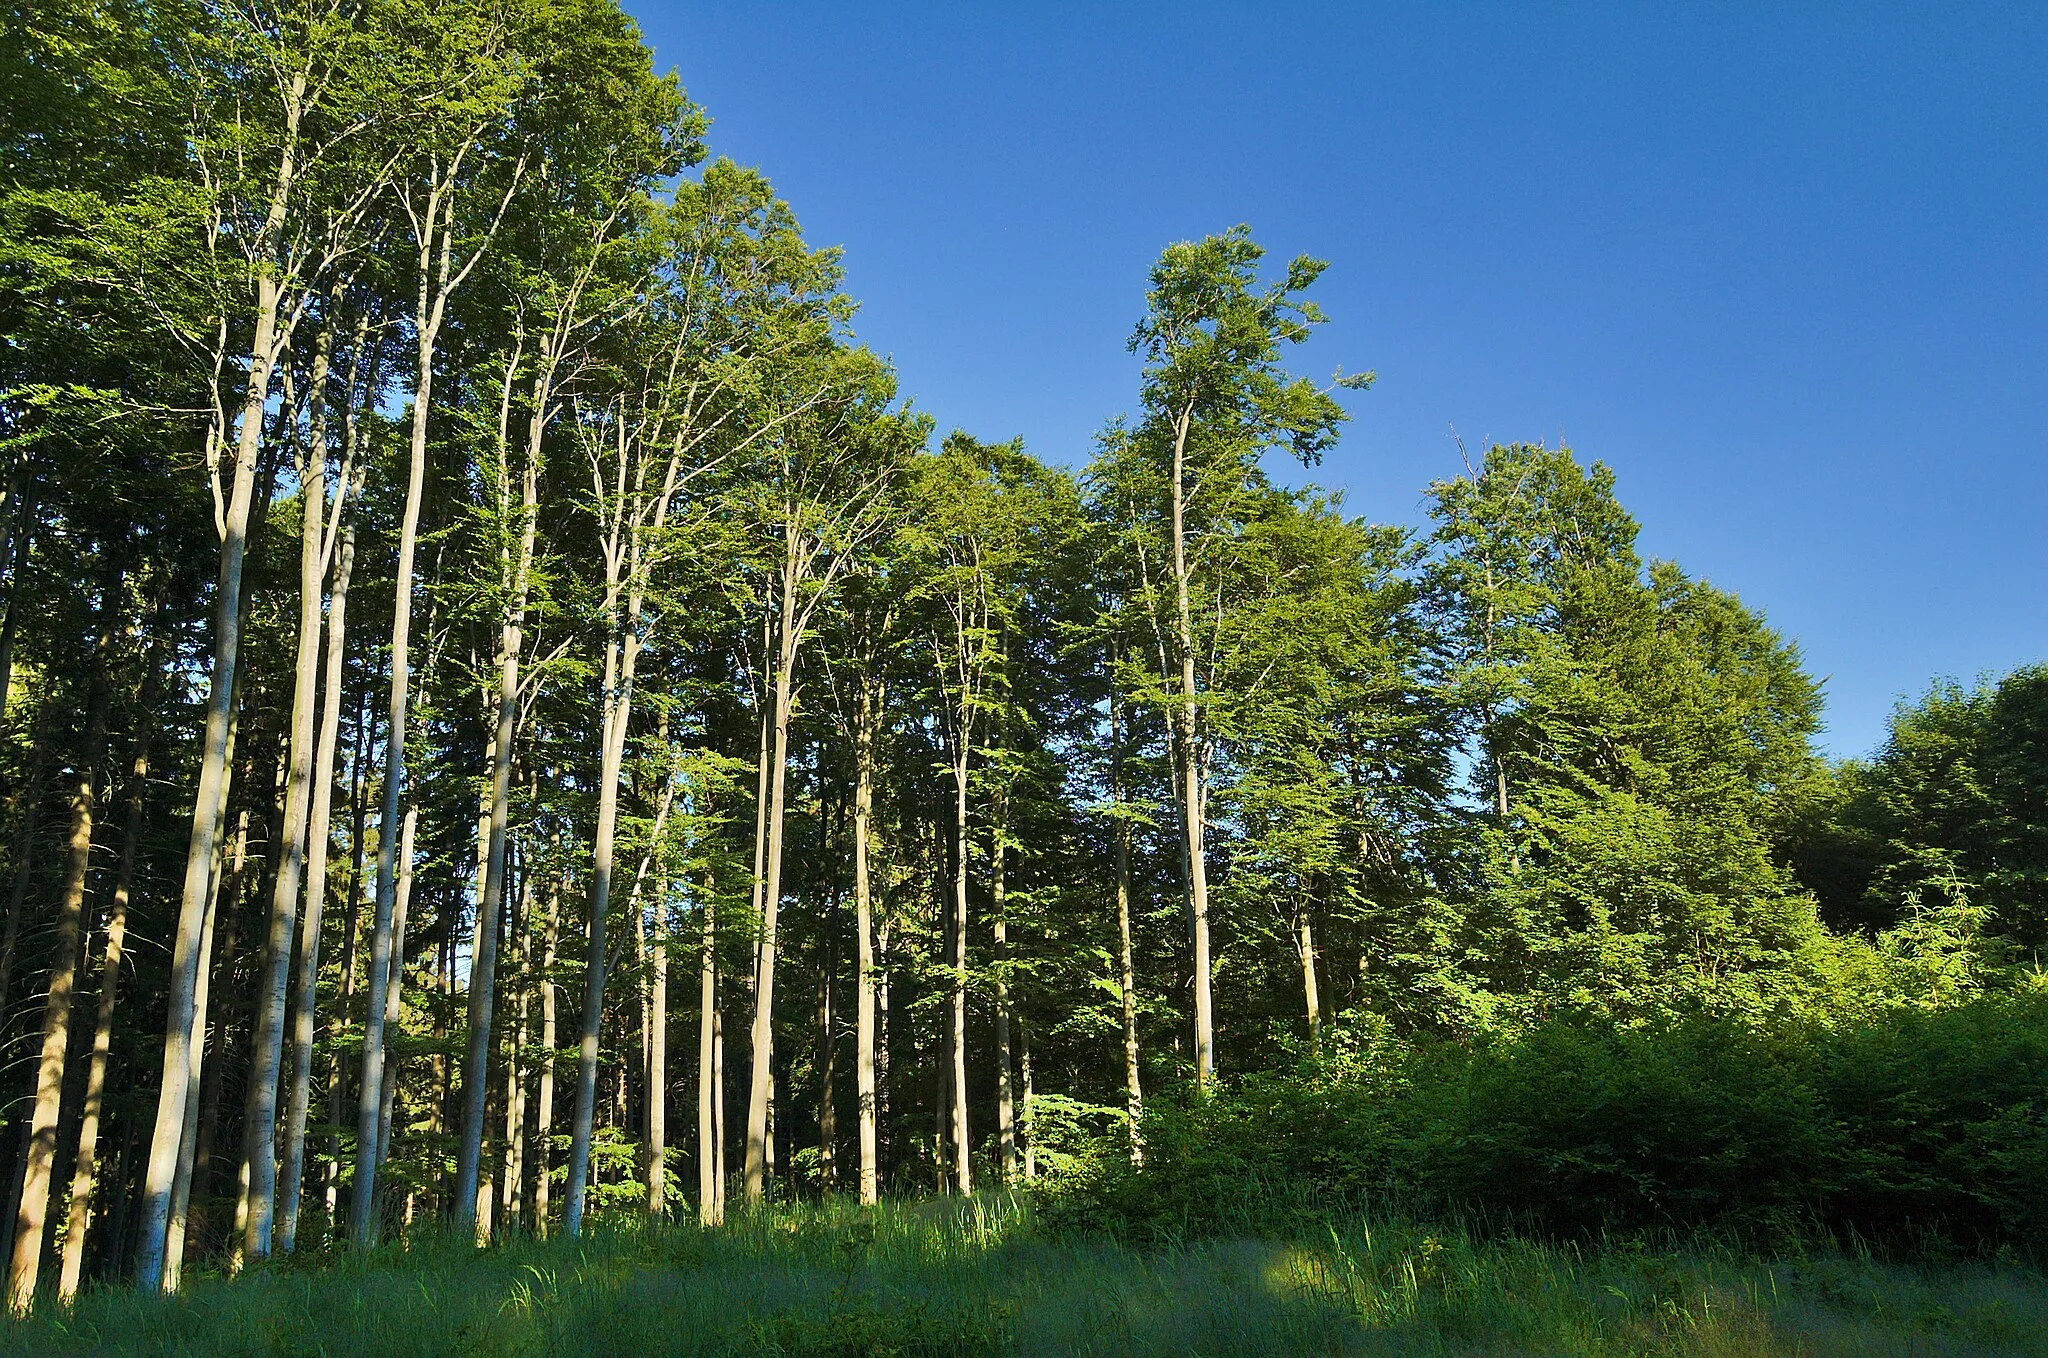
xmin=629 ymin=2 xmax=2046 ymax=758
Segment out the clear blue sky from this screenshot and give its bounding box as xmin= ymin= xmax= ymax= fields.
xmin=629 ymin=2 xmax=2046 ymax=758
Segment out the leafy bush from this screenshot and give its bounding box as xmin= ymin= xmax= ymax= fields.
xmin=1046 ymin=991 xmax=2048 ymax=1251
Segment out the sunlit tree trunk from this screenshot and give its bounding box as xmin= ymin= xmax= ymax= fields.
xmin=697 ymin=888 xmax=719 ymax=1224
xmin=1111 ymin=692 xmax=1144 ymax=1164
xmin=533 ymin=867 xmax=560 ymax=1234
xmin=7 ymin=576 xmax=115 ymax=1309
xmin=502 ymin=873 xmax=532 ymax=1231
xmin=242 ymin=325 xmax=336 ymax=1264
xmin=992 ymin=783 xmax=1014 ymax=1185
xmin=645 ymin=878 xmax=667 ymax=1218
xmin=1298 ymin=913 xmax=1321 ymax=1052
xmin=163 ymin=823 xmax=227 ymax=1294
xmin=744 ymin=560 xmax=801 ymax=1204
xmin=1167 ymin=404 xmax=1215 ymax=1089
xmin=136 ymin=116 xmax=301 ymax=1288
xmin=852 ymin=671 xmax=879 ymax=1205
xmin=374 ymin=809 xmax=417 ymax=1175
xmin=278 ymin=452 xmax=361 ymax=1253
xmin=947 ymin=715 xmax=972 ymax=1194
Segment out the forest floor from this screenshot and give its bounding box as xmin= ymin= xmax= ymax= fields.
xmin=7 ymin=1195 xmax=2048 ymax=1356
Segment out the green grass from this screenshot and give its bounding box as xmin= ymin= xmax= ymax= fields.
xmin=10 ymin=1196 xmax=2048 ymax=1355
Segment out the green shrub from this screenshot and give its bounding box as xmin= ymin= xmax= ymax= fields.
xmin=1046 ymin=992 xmax=2048 ymax=1252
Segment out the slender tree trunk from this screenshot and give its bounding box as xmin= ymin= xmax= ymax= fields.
xmin=57 ymin=705 xmax=152 ymax=1300
xmin=454 ymin=712 xmax=515 ymax=1236
xmin=874 ymin=920 xmax=890 ymax=1188
xmin=645 ymin=877 xmax=666 ymax=1217
xmin=164 ymin=829 xmax=226 ymax=1293
xmin=135 ymin=247 xmax=292 ymax=1294
xmin=563 ymin=621 xmax=639 ymax=1236
xmin=1298 ymin=914 xmax=1321 ymax=1051
xmin=6 ymin=573 xmax=115 ymax=1308
xmin=352 ymin=239 xmax=452 ymax=1244
xmin=815 ymin=936 xmax=835 ymax=1193
xmin=992 ymin=784 xmax=1014 ymax=1185
xmin=696 ymin=888 xmax=719 ymax=1225
xmin=1021 ymin=1019 xmax=1036 ymax=1181
xmin=376 ymin=811 xmax=417 ymax=1178
xmin=711 ymin=991 xmax=725 ymax=1219
xmin=242 ymin=332 xmax=334 ymax=1263
xmin=1167 ymin=409 xmax=1215 ymax=1089
xmin=948 ymin=738 xmax=971 ymax=1194
xmin=852 ymin=677 xmax=879 ymax=1205
xmin=324 ymin=694 xmax=368 ymax=1235
xmin=277 ymin=469 xmax=358 ymax=1253
xmin=743 ymin=607 xmax=799 ymax=1203
xmin=533 ymin=867 xmax=559 ymax=1234
xmin=502 ymin=873 xmax=531 ymax=1231
xmin=1115 ymin=800 xmax=1144 ymax=1166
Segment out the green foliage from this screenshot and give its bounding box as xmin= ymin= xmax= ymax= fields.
xmin=1049 ymin=993 xmax=2048 ymax=1252
xmin=1791 ymin=666 xmax=2048 ymax=952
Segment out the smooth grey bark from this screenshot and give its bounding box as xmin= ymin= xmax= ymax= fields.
xmin=1112 ymin=695 xmax=1144 ymax=1166
xmin=135 ymin=208 xmax=293 ymax=1296
xmin=992 ymin=782 xmax=1014 ymax=1185
xmin=533 ymin=866 xmax=560 ymax=1234
xmin=454 ymin=336 xmax=544 ymax=1241
xmin=696 ymin=886 xmax=719 ymax=1225
xmin=743 ymin=587 xmax=799 ymax=1203
xmin=374 ymin=808 xmax=416 ymax=1170
xmin=277 ymin=450 xmax=361 ymax=1254
xmin=242 ymin=325 xmax=336 ymax=1263
xmin=645 ymin=877 xmax=667 ymax=1217
xmin=946 ymin=705 xmax=972 ymax=1195
xmin=851 ymin=669 xmax=879 ymax=1205
xmin=1298 ymin=914 xmax=1321 ymax=1051
xmin=1166 ymin=403 xmax=1216 ymax=1089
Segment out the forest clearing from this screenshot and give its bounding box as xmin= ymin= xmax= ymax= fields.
xmin=1 ymin=0 xmax=2044 ymax=1352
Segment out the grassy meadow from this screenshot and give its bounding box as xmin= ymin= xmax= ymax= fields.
xmin=9 ymin=1196 xmax=2048 ymax=1357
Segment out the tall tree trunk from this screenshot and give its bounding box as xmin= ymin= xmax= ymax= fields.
xmin=947 ymin=737 xmax=971 ymax=1194
xmin=1298 ymin=913 xmax=1321 ymax=1052
xmin=533 ymin=865 xmax=560 ymax=1234
xmin=1021 ymin=1019 xmax=1036 ymax=1182
xmin=163 ymin=822 xmax=227 ymax=1294
xmin=502 ymin=872 xmax=531 ymax=1230
xmin=696 ymin=887 xmax=719 ymax=1225
xmin=242 ymin=328 xmax=334 ymax=1263
xmin=743 ymin=597 xmax=799 ymax=1204
xmin=645 ymin=877 xmax=667 ymax=1217
xmin=57 ymin=698 xmax=153 ymax=1299
xmin=563 ymin=618 xmax=639 ymax=1235
xmin=454 ymin=697 xmax=515 ymax=1236
xmin=325 ymin=692 xmax=368 ymax=1235
xmin=374 ymin=810 xmax=417 ymax=1174
xmin=852 ymin=675 xmax=879 ymax=1205
xmin=7 ymin=573 xmax=115 ymax=1309
xmin=277 ymin=462 xmax=358 ymax=1253
xmin=1167 ymin=407 xmax=1215 ymax=1089
xmin=135 ymin=208 xmax=294 ymax=1292
xmin=1114 ymin=790 xmax=1143 ymax=1166
xmin=992 ymin=784 xmax=1014 ymax=1185
xmin=815 ymin=934 xmax=835 ymax=1193
xmin=874 ymin=919 xmax=890 ymax=1188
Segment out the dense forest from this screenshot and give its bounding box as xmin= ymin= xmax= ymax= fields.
xmin=1 ymin=0 xmax=2044 ymax=1321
